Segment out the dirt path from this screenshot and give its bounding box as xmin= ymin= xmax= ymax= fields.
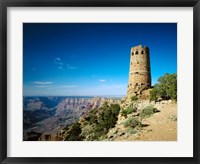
xmin=135 ymin=102 xmax=177 ymax=141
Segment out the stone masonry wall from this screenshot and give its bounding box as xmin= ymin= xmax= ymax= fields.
xmin=127 ymin=45 xmax=151 ymax=96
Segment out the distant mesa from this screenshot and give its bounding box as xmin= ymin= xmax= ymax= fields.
xmin=127 ymin=45 xmax=151 ymax=98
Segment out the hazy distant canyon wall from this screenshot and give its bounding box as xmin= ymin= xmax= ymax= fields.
xmin=23 ymin=96 xmax=120 ymax=141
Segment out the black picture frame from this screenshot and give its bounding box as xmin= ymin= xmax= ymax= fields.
xmin=0 ymin=0 xmax=199 ymax=163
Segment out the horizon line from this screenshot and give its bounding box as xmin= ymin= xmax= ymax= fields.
xmin=23 ymin=95 xmax=125 ymax=97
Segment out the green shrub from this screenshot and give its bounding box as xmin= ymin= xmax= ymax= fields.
xmin=110 ymin=104 xmax=121 ymax=115
xmin=87 ymin=113 xmax=98 ymax=124
xmin=66 ymin=103 xmax=121 ymax=141
xmin=84 ymin=103 xmax=120 ymax=141
xmin=121 ymin=106 xmax=137 ymax=117
xmin=124 ymin=117 xmax=141 ymax=128
xmin=169 ymin=115 xmax=177 ymax=121
xmin=64 ymin=122 xmax=83 ymax=141
xmin=139 ymin=106 xmax=159 ymax=118
xmin=149 ymin=88 xmax=159 ymax=102
xmin=150 ymin=73 xmax=177 ymax=101
xmin=80 ymin=124 xmax=94 ymax=139
xmin=131 ymin=95 xmax=138 ymax=101
xmin=127 ymin=128 xmax=138 ymax=134
xmin=102 ymin=101 xmax=109 ymax=109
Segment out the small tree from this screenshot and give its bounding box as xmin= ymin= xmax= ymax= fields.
xmin=149 ymin=88 xmax=158 ymax=102
xmin=64 ymin=122 xmax=83 ymax=141
xmin=150 ymin=73 xmax=177 ymax=101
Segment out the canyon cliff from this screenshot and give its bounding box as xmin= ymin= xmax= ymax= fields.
xmin=23 ymin=96 xmax=120 ymax=141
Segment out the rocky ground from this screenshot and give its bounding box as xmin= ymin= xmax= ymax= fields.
xmin=107 ymin=100 xmax=177 ymax=141
xmin=24 ymin=96 xmax=177 ymax=141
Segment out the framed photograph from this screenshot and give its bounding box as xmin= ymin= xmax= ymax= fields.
xmin=0 ymin=0 xmax=199 ymax=163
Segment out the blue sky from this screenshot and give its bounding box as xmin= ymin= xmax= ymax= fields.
xmin=23 ymin=23 xmax=177 ymax=96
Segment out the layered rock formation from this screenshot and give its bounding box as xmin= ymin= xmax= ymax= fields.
xmin=23 ymin=96 xmax=120 ymax=141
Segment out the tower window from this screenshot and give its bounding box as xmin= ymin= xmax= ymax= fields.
xmin=137 ymin=62 xmax=139 ymax=64
xmin=131 ymin=62 xmax=132 ymax=65
xmin=141 ymin=51 xmax=144 ymax=54
xmin=135 ymin=51 xmax=138 ymax=55
xmin=132 ymin=52 xmax=134 ymax=56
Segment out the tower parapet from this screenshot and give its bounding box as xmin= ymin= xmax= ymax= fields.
xmin=127 ymin=45 xmax=151 ymax=96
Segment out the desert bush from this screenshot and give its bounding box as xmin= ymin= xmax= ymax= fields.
xmin=110 ymin=104 xmax=121 ymax=115
xmin=64 ymin=122 xmax=83 ymax=141
xmin=63 ymin=103 xmax=121 ymax=141
xmin=96 ymin=104 xmax=120 ymax=132
xmin=139 ymin=105 xmax=159 ymax=118
xmin=87 ymin=113 xmax=98 ymax=124
xmin=81 ymin=103 xmax=121 ymax=141
xmin=102 ymin=101 xmax=109 ymax=109
xmin=169 ymin=115 xmax=177 ymax=121
xmin=127 ymin=127 xmax=138 ymax=134
xmin=80 ymin=124 xmax=94 ymax=139
xmin=131 ymin=95 xmax=138 ymax=101
xmin=149 ymin=88 xmax=159 ymax=102
xmin=121 ymin=106 xmax=137 ymax=117
xmin=124 ymin=117 xmax=141 ymax=128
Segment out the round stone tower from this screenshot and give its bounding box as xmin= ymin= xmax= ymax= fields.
xmin=127 ymin=45 xmax=151 ymax=96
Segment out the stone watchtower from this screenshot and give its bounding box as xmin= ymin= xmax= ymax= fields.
xmin=127 ymin=45 xmax=151 ymax=96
